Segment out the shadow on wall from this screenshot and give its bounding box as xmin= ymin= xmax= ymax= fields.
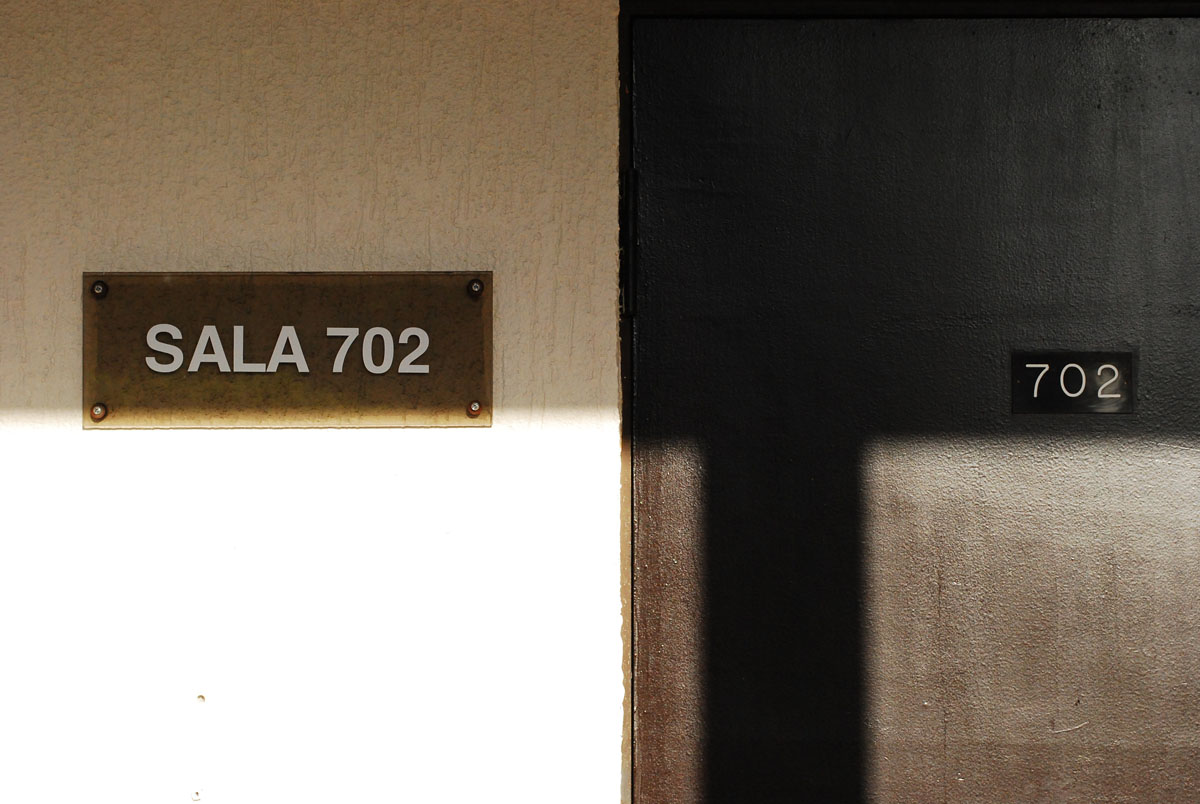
xmin=630 ymin=16 xmax=1200 ymax=804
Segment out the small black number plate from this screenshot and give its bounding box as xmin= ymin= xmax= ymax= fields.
xmin=1011 ymin=351 xmax=1135 ymax=414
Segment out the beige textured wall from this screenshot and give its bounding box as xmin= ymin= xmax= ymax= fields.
xmin=0 ymin=1 xmax=621 ymax=802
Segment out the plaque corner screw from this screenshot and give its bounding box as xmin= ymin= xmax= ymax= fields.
xmin=467 ymin=278 xmax=484 ymax=298
xmin=90 ymin=280 xmax=108 ymax=299
xmin=467 ymin=401 xmax=482 ymax=418
xmin=89 ymin=403 xmax=108 ymax=422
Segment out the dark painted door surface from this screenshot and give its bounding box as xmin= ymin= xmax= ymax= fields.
xmin=632 ymin=18 xmax=1200 ymax=804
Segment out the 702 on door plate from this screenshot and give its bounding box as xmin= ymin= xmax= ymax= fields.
xmin=1011 ymin=351 xmax=1136 ymax=414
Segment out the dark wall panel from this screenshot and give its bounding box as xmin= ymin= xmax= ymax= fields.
xmin=632 ymin=18 xmax=1200 ymax=804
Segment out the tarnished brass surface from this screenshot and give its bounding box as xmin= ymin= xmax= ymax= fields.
xmin=82 ymin=272 xmax=492 ymax=428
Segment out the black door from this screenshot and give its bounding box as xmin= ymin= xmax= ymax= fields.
xmin=631 ymin=15 xmax=1200 ymax=804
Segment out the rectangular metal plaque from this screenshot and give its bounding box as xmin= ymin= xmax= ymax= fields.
xmin=1011 ymin=351 xmax=1135 ymax=414
xmin=82 ymin=272 xmax=492 ymax=428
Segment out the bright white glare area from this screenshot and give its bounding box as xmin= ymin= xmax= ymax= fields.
xmin=0 ymin=416 xmax=621 ymax=804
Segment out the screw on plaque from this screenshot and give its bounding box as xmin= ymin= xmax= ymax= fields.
xmin=90 ymin=403 xmax=108 ymax=422
xmin=467 ymin=278 xmax=484 ymax=298
xmin=90 ymin=280 xmax=108 ymax=299
xmin=467 ymin=401 xmax=482 ymax=418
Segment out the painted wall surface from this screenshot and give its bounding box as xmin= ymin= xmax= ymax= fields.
xmin=631 ymin=17 xmax=1200 ymax=803
xmin=865 ymin=438 xmax=1200 ymax=802
xmin=0 ymin=2 xmax=620 ymax=802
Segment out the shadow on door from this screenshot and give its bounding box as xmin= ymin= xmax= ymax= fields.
xmin=630 ymin=15 xmax=1200 ymax=804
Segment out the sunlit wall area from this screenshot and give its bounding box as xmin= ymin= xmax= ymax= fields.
xmin=863 ymin=436 xmax=1200 ymax=803
xmin=0 ymin=3 xmax=620 ymax=803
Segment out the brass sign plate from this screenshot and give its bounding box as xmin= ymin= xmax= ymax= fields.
xmin=82 ymin=272 xmax=492 ymax=428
